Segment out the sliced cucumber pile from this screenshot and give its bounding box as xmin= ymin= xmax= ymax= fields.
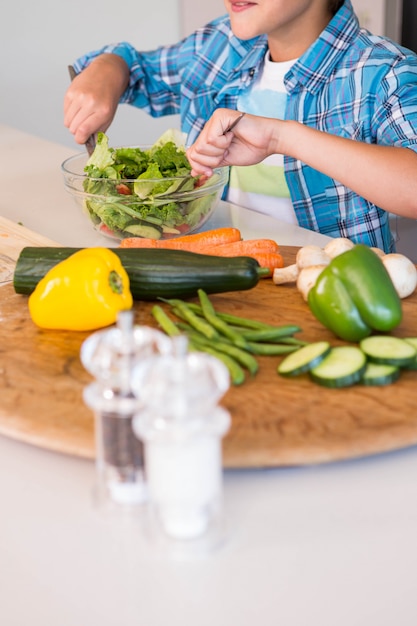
xmin=278 ymin=335 xmax=417 ymax=388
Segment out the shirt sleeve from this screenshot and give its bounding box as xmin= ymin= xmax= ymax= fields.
xmin=373 ymin=54 xmax=417 ymax=153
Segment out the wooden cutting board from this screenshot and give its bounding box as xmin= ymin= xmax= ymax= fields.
xmin=0 ymin=216 xmax=59 ymax=258
xmin=1 ymin=216 xmax=417 ymax=467
xmin=0 ymin=216 xmax=60 ymax=283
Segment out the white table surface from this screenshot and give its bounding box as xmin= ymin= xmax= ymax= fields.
xmin=1 ymin=124 xmax=417 ymax=626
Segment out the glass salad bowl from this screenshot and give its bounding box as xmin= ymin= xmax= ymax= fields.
xmin=61 ymin=133 xmax=228 ymax=241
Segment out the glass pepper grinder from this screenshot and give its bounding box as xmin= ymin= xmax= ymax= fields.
xmin=132 ymin=336 xmax=231 ymax=553
xmin=80 ymin=311 xmax=172 ymax=512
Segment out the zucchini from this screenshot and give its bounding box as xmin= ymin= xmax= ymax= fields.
xmin=277 ymin=341 xmax=331 ymax=376
xmin=359 ymin=335 xmax=417 ymax=367
xmin=310 ymin=346 xmax=366 ymax=388
xmin=361 ymin=362 xmax=400 ymax=386
xmin=13 ymin=247 xmax=269 ymax=301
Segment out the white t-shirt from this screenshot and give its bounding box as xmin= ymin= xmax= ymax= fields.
xmin=227 ymin=53 xmax=298 ymax=224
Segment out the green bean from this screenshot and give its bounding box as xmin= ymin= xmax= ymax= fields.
xmin=278 ymin=337 xmax=309 ymax=346
xmin=239 ymin=325 xmax=301 ymax=342
xmin=184 ymin=302 xmax=274 ymax=330
xmin=246 ymin=342 xmax=301 ymax=356
xmin=155 ymin=295 xmax=308 ymax=382
xmin=187 ymin=329 xmax=259 ymax=376
xmin=162 ymin=298 xmax=219 ymax=340
xmin=185 ymin=301 xmax=302 ymax=335
xmin=175 ymin=320 xmax=198 ymax=333
xmin=194 ymin=345 xmax=245 ymax=385
xmin=197 ymin=289 xmax=249 ymax=349
xmin=152 ymin=305 xmax=244 ymax=384
xmin=151 ymin=305 xmax=181 ymax=337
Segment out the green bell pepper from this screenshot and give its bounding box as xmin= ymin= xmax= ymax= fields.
xmin=307 ymin=244 xmax=402 ymax=342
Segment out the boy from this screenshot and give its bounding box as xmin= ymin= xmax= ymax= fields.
xmin=64 ymin=1 xmax=417 ymax=251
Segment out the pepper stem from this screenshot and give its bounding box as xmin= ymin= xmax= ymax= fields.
xmin=108 ymin=270 xmax=124 ymax=294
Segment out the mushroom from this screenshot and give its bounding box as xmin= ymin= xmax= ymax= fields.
xmin=296 ymin=265 xmax=328 ymax=301
xmin=272 ymin=262 xmax=300 ymax=285
xmin=296 ymin=245 xmax=331 ymax=268
xmin=323 ymin=237 xmax=355 ymax=258
xmin=371 ymin=247 xmax=386 ymax=258
xmin=381 ymin=253 xmax=417 ymax=298
xmin=273 ymin=245 xmax=330 ymax=285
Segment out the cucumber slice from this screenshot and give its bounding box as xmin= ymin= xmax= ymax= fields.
xmin=123 ymin=222 xmax=162 ymax=239
xmin=361 ymin=362 xmax=400 ymax=386
xmin=359 ymin=335 xmax=417 ymax=367
xmin=277 ymin=341 xmax=331 ymax=376
xmin=162 ymin=226 xmax=181 ymax=234
xmin=403 ymin=338 xmax=417 ymax=370
xmin=310 ymin=346 xmax=366 ymax=388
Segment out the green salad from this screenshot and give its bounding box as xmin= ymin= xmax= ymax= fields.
xmin=81 ymin=131 xmax=219 ymax=240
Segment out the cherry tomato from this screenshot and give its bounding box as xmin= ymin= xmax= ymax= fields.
xmin=116 ymin=183 xmax=132 ymax=195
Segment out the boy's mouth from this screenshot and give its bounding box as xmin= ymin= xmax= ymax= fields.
xmin=229 ymin=1 xmax=256 ymax=12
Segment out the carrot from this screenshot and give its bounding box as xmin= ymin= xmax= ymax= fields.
xmin=194 ymin=239 xmax=280 ymax=256
xmin=201 ymin=248 xmax=284 ymax=276
xmin=197 ymin=249 xmax=284 ymax=276
xmin=249 ymin=252 xmax=285 ymax=276
xmin=170 ymin=227 xmax=242 ymax=245
xmin=119 ymin=238 xmax=162 ymax=249
xmin=118 ymin=226 xmax=283 ymax=275
xmin=175 ymin=239 xmax=283 ymax=276
xmin=119 ymin=227 xmax=241 ymax=250
xmin=119 ymin=230 xmax=283 ymax=275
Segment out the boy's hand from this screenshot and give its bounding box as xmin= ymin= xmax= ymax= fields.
xmin=186 ymin=109 xmax=281 ymax=176
xmin=64 ymin=54 xmax=129 ymax=145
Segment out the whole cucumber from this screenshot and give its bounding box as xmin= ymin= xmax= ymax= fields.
xmin=13 ymin=247 xmax=269 ymax=300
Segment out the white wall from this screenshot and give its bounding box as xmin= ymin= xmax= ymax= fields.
xmin=179 ymin=0 xmax=225 ymax=37
xmin=0 ymin=0 xmax=181 ymax=149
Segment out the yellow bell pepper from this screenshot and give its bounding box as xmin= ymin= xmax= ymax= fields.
xmin=28 ymin=247 xmax=133 ymax=331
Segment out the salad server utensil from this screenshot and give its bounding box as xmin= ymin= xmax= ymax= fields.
xmin=67 ymin=65 xmax=97 ymax=156
xmin=165 ymin=172 xmax=201 ymax=196
xmin=223 ymin=111 xmax=246 ymax=134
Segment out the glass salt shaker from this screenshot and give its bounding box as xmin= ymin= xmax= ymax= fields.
xmin=80 ymin=311 xmax=172 ymax=512
xmin=132 ymin=336 xmax=231 ymax=554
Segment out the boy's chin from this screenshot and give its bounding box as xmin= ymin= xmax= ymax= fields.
xmin=230 ymin=24 xmax=263 ymax=41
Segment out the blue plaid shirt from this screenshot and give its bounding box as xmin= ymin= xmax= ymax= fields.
xmin=75 ymin=0 xmax=417 ymax=251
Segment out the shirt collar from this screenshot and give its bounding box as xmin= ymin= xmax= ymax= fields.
xmin=226 ymin=32 xmax=268 ymax=77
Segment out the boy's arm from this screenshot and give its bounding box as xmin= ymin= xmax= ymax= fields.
xmin=280 ymin=121 xmax=417 ymax=219
xmin=187 ymin=110 xmax=417 ymax=219
xmin=64 ymin=37 xmax=186 ymax=145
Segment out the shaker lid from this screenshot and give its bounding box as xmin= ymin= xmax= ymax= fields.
xmin=80 ymin=311 xmax=172 ymax=391
xmin=132 ymin=335 xmax=230 ymax=423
